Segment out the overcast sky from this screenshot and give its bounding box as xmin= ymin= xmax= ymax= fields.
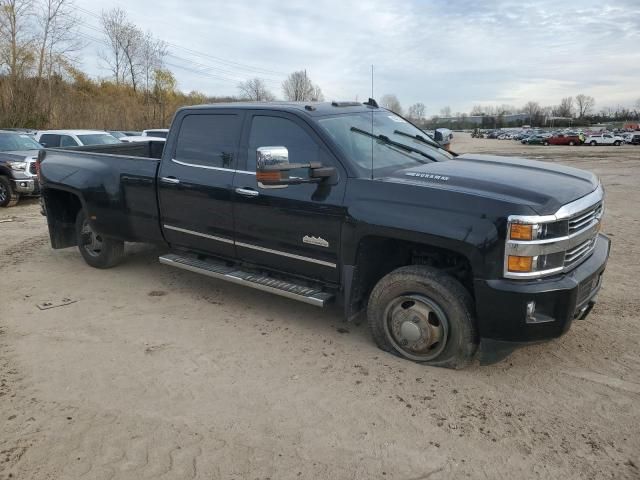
xmin=74 ymin=0 xmax=640 ymax=114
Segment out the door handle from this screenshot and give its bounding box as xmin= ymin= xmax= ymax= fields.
xmin=235 ymin=187 xmax=259 ymax=197
xmin=160 ymin=176 xmax=180 ymax=184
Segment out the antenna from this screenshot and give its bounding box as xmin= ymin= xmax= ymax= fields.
xmin=370 ymin=64 xmax=374 ymax=180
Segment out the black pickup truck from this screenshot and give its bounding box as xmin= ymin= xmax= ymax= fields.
xmin=37 ymin=101 xmax=610 ymax=367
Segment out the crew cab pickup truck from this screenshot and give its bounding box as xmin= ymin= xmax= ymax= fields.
xmin=0 ymin=130 xmax=43 ymax=207
xmin=548 ymin=134 xmax=582 ymax=146
xmin=584 ymin=133 xmax=623 ymax=146
xmin=37 ymin=101 xmax=610 ymax=367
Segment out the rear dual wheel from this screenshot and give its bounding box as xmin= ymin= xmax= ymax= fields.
xmin=367 ymin=266 xmax=478 ymax=368
xmin=75 ymin=210 xmax=124 ymax=268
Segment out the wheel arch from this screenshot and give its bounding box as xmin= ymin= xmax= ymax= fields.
xmin=341 ymin=233 xmax=478 ymax=321
xmin=42 ymin=187 xmax=85 ymax=248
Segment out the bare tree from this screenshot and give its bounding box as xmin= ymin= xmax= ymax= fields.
xmin=440 ymin=105 xmax=451 ymax=117
xmin=238 ymin=77 xmax=274 ymax=101
xmin=35 ymin=0 xmax=80 ymax=80
xmin=100 ymin=8 xmax=127 ymax=85
xmin=554 ymin=96 xmax=573 ymax=117
xmin=140 ymin=31 xmax=166 ymax=93
xmin=575 ymin=94 xmax=595 ymax=118
xmin=282 ymin=70 xmax=323 ymax=101
xmin=380 ymin=94 xmax=402 ymax=114
xmin=523 ymin=101 xmax=542 ymax=125
xmin=0 ymin=0 xmax=36 ymax=80
xmin=407 ymin=102 xmax=426 ymax=122
xmin=470 ymin=105 xmax=484 ymax=116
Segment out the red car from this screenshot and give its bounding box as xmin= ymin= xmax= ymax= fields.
xmin=548 ymin=134 xmax=582 ymax=146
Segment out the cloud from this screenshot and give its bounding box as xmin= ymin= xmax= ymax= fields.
xmin=74 ymin=0 xmax=640 ymax=112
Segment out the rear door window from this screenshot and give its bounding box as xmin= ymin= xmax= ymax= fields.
xmin=39 ymin=134 xmax=61 ymax=147
xmin=60 ymin=135 xmax=79 ymax=147
xmin=174 ymin=114 xmax=241 ymax=169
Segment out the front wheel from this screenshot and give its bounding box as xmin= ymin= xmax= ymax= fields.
xmin=543 ymin=141 xmax=549 ymax=146
xmin=367 ymin=265 xmax=478 ymax=368
xmin=569 ymin=141 xmax=575 ymax=146
xmin=590 ymin=141 xmax=597 ymax=146
xmin=614 ymin=141 xmax=621 ymax=146
xmin=75 ymin=210 xmax=124 ymax=268
xmin=0 ymin=176 xmax=19 ymax=207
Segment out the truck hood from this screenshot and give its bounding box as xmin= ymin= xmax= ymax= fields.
xmin=385 ymin=153 xmax=599 ymax=214
xmin=1 ymin=149 xmax=41 ymax=161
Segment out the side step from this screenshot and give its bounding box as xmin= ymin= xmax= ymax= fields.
xmin=159 ymin=253 xmax=334 ymax=307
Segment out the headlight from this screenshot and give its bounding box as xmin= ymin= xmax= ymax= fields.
xmin=504 ymin=185 xmax=604 ymax=279
xmin=8 ymin=161 xmax=27 ymax=171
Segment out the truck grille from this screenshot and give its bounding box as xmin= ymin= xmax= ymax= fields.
xmin=28 ymin=161 xmax=37 ymax=175
xmin=564 ymin=237 xmax=597 ymax=268
xmin=569 ymin=203 xmax=602 ymax=234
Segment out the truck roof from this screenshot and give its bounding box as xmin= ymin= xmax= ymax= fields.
xmin=181 ymin=101 xmax=378 ymax=117
xmin=37 ymin=129 xmax=111 ymax=135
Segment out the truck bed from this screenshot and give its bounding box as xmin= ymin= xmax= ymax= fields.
xmin=40 ymin=146 xmax=163 ymax=245
xmin=63 ymin=140 xmax=165 ymax=159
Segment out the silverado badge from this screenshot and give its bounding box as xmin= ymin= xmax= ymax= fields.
xmin=303 ymin=235 xmax=329 ymax=248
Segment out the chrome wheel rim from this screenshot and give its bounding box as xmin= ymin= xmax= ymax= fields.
xmin=80 ymin=219 xmax=103 ymax=257
xmin=383 ymin=294 xmax=449 ymax=361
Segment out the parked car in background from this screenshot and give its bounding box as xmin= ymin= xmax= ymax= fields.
xmin=584 ymin=133 xmax=623 ymax=146
xmin=0 ymin=131 xmax=42 ymax=207
xmin=109 ymin=130 xmax=142 ymax=139
xmin=522 ymin=134 xmax=547 ymax=145
xmin=548 ymin=134 xmax=582 ymax=146
xmin=120 ymin=136 xmax=166 ymax=143
xmin=142 ymin=129 xmax=169 ymax=139
xmin=629 ymin=133 xmax=640 ymax=145
xmin=35 ymin=130 xmax=121 ymax=147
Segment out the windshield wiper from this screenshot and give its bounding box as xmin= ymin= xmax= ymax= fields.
xmin=350 ymin=127 xmax=437 ymax=162
xmin=393 ymin=129 xmax=456 ymax=156
xmin=393 ymin=129 xmax=439 ymax=147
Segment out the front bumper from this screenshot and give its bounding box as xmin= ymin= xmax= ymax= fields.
xmin=474 ymin=233 xmax=610 ymax=343
xmin=11 ymin=177 xmax=40 ymax=195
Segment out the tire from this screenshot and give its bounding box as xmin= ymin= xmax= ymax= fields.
xmin=590 ymin=141 xmax=597 ymax=146
xmin=614 ymin=141 xmax=621 ymax=146
xmin=0 ymin=176 xmax=19 ymax=207
xmin=75 ymin=209 xmax=124 ymax=268
xmin=543 ymin=141 xmax=549 ymax=146
xmin=569 ymin=141 xmax=575 ymax=146
xmin=367 ymin=265 xmax=478 ymax=369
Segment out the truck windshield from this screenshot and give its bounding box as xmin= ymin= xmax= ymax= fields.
xmin=0 ymin=133 xmax=43 ymax=151
xmin=317 ymin=111 xmax=453 ymax=177
xmin=77 ymin=134 xmax=121 ymax=145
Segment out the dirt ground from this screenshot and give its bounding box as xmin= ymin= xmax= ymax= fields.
xmin=1 ymin=134 xmax=639 ymax=479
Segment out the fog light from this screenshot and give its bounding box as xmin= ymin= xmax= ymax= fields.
xmin=526 ymin=300 xmax=536 ymax=322
xmin=20 ymin=182 xmax=27 ymax=187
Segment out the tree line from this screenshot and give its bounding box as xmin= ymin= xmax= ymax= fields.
xmin=0 ymin=0 xmax=326 ymax=129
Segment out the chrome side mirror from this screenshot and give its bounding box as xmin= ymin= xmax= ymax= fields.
xmin=257 ymin=146 xmax=289 ymax=188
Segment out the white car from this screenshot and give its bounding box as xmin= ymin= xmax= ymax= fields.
xmin=584 ymin=133 xmax=623 ymax=146
xmin=120 ymin=136 xmax=166 ymax=143
xmin=35 ymin=130 xmax=121 ymax=148
xmin=142 ymin=129 xmax=169 ymax=139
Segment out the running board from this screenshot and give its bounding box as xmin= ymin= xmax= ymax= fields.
xmin=159 ymin=253 xmax=334 ymax=307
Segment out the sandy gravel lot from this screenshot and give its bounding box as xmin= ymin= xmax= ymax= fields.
xmin=1 ymin=135 xmax=639 ymax=479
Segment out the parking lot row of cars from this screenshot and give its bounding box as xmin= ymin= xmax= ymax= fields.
xmin=475 ymin=128 xmax=640 ymax=146
xmin=0 ymin=128 xmax=168 ymax=207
